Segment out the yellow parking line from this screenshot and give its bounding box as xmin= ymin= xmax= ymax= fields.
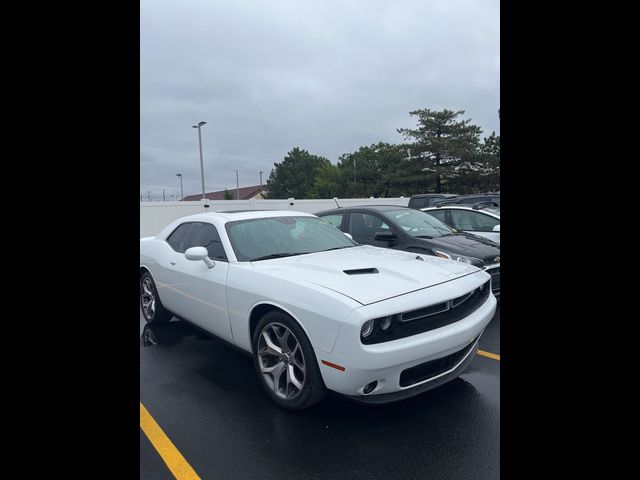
xmin=478 ymin=349 xmax=500 ymax=361
xmin=140 ymin=402 xmax=201 ymax=480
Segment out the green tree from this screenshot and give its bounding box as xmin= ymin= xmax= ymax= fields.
xmin=265 ymin=147 xmax=331 ymax=199
xmin=397 ymin=109 xmax=482 ymax=193
xmin=445 ymin=132 xmax=500 ymax=193
xmin=223 ymin=188 xmax=233 ymax=200
xmin=338 ymin=143 xmax=408 ymax=197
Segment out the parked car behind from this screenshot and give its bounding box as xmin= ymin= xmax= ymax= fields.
xmin=422 ymin=205 xmax=500 ymax=245
xmin=408 ymin=193 xmax=459 ymax=209
xmin=316 ymin=205 xmax=500 ymax=296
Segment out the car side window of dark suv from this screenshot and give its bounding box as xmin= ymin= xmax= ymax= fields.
xmin=348 ymin=212 xmax=390 ymax=240
xmin=320 ymin=213 xmax=346 ymax=231
xmin=411 ymin=197 xmax=427 ymax=209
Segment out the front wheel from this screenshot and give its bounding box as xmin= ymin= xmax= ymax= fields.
xmin=252 ymin=311 xmax=327 ymax=410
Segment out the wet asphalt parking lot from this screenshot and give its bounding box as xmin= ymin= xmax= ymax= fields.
xmin=140 ymin=306 xmax=500 ymax=480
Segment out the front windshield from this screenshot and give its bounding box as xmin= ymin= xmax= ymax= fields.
xmin=225 ymin=216 xmax=357 ymax=261
xmin=387 ymin=209 xmax=454 ymax=237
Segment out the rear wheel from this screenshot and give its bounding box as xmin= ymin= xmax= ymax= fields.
xmin=140 ymin=272 xmax=172 ymax=324
xmin=252 ymin=311 xmax=326 ymax=410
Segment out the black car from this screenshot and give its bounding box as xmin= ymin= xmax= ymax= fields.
xmin=434 ymin=193 xmax=500 ymax=207
xmin=408 ymin=193 xmax=459 ymax=209
xmin=316 ymin=205 xmax=501 ymax=296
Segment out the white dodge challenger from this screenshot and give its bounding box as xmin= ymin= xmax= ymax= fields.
xmin=140 ymin=210 xmax=497 ymax=410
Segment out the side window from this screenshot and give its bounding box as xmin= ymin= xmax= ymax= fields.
xmin=426 ymin=209 xmax=448 ymax=224
xmin=348 ymin=212 xmax=390 ymax=240
xmin=182 ymin=223 xmax=227 ymax=260
xmin=472 ymin=212 xmax=500 ymax=232
xmin=451 ymin=210 xmax=499 ymax=232
xmin=427 ymin=196 xmax=444 ymax=207
xmin=166 ymin=223 xmax=192 ymax=252
xmin=320 ymin=213 xmax=345 ymax=231
xmin=411 ymin=198 xmax=426 ymax=209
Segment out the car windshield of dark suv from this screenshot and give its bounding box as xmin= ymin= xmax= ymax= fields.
xmin=388 ymin=209 xmax=454 ymax=238
xmin=226 ymin=216 xmax=357 ymax=261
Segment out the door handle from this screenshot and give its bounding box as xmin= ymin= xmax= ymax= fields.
xmin=170 ymin=260 xmax=176 ymax=266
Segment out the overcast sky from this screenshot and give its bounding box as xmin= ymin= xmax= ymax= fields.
xmin=141 ymin=0 xmax=499 ymax=200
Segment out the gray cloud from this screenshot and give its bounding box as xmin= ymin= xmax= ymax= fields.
xmin=141 ymin=0 xmax=499 ymax=199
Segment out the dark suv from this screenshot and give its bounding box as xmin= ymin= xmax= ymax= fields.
xmin=316 ymin=205 xmax=501 ymax=296
xmin=408 ymin=194 xmax=458 ymax=209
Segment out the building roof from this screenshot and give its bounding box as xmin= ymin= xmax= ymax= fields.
xmin=182 ymin=185 xmax=263 ymax=201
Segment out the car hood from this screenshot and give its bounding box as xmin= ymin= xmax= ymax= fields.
xmin=419 ymin=233 xmax=500 ymax=260
xmin=250 ymin=245 xmax=482 ymax=305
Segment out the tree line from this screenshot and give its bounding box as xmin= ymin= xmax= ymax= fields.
xmin=264 ymin=108 xmax=499 ymax=199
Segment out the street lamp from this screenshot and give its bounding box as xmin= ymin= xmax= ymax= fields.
xmin=259 ymin=170 xmax=263 ymax=196
xmin=232 ymin=169 xmax=240 ymax=200
xmin=176 ymin=173 xmax=184 ymax=200
xmin=192 ymin=121 xmax=207 ymax=200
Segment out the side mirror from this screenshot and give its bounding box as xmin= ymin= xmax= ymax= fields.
xmin=185 ymin=246 xmax=215 ymax=268
xmin=343 ymin=232 xmax=353 ymax=240
xmin=492 ymin=224 xmax=501 ymax=232
xmin=374 ymin=231 xmax=397 ymax=242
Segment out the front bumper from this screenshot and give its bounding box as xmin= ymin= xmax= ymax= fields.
xmin=316 ymin=278 xmax=496 ymax=401
xmin=343 ymin=334 xmax=480 ymax=404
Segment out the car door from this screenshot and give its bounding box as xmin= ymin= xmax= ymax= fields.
xmin=165 ymin=221 xmax=233 ymax=342
xmin=152 ymin=222 xmax=193 ymax=313
xmin=346 ymin=211 xmax=396 ymax=248
xmin=450 ymin=209 xmax=500 ymax=243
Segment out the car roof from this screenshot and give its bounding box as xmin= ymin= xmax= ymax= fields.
xmin=316 ymin=205 xmax=412 ymax=215
xmin=422 ymin=205 xmax=500 ymax=216
xmin=190 ymin=210 xmax=313 ymax=221
xmin=410 ymin=193 xmax=458 ymax=199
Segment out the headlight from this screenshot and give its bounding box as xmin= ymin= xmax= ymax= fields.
xmin=434 ymin=250 xmax=483 ymax=267
xmin=361 ymin=319 xmax=377 ymax=339
xmin=379 ymin=315 xmax=393 ymax=331
xmin=361 ymin=315 xmax=399 ymax=342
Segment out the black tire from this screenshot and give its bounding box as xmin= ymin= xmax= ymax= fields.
xmin=252 ymin=310 xmax=327 ymax=411
xmin=140 ymin=272 xmax=172 ymax=324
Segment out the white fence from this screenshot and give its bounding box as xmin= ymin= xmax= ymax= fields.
xmin=140 ymin=197 xmax=409 ymax=237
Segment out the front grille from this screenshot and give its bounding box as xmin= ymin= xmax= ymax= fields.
xmin=362 ymin=280 xmax=491 ymax=345
xmin=399 ymin=336 xmax=479 ymax=387
xmin=485 ymin=266 xmax=500 ymax=294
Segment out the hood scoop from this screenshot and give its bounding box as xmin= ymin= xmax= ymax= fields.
xmin=343 ymin=268 xmax=379 ymax=275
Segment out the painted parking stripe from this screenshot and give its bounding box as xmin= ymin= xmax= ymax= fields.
xmin=140 ymin=402 xmax=201 ymax=480
xmin=478 ymin=349 xmax=500 ymax=361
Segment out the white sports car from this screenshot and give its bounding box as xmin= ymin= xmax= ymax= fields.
xmin=140 ymin=210 xmax=497 ymax=410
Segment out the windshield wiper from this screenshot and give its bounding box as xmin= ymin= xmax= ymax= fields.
xmin=320 ymin=246 xmax=355 ymax=252
xmin=414 ymin=235 xmax=434 ymax=239
xmin=251 ymin=252 xmax=310 ymax=261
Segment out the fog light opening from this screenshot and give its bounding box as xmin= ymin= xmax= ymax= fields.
xmin=363 ymin=381 xmax=378 ymax=395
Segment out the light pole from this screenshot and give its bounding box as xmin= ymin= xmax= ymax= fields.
xmin=232 ymin=169 xmax=240 ymax=200
xmin=176 ymin=173 xmax=183 ymax=200
xmin=259 ymin=170 xmax=263 ymax=196
xmin=162 ymin=187 xmax=166 ymax=202
xmin=192 ymin=121 xmax=207 ymax=200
